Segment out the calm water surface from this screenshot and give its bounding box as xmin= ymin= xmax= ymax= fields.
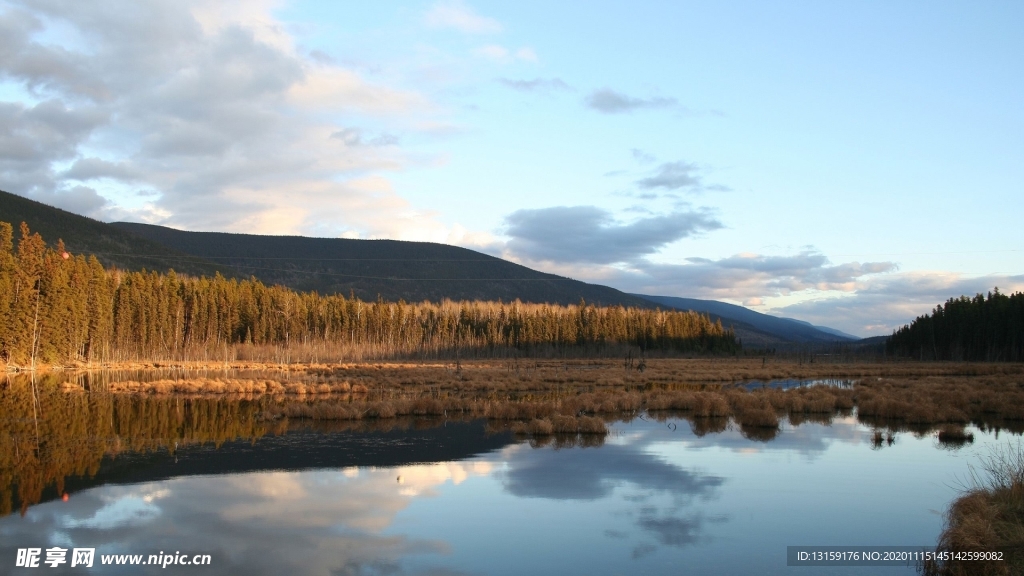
xmin=0 ymin=388 xmax=1010 ymax=575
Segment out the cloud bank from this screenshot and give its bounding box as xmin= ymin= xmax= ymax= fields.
xmin=503 ymin=206 xmax=722 ymax=265
xmin=494 ymin=201 xmax=989 ymax=336
xmin=0 ymin=0 xmax=460 ymax=240
xmin=776 ymin=272 xmax=1024 ymax=335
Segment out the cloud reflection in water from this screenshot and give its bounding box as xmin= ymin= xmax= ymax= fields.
xmin=0 ymin=416 xmax=926 ymax=574
xmin=496 ymin=431 xmax=728 ymax=557
xmin=2 ymin=462 xmax=494 ymax=575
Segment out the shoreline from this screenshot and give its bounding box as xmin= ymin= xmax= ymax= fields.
xmin=5 ymin=359 xmax=1024 ymax=435
xmin=6 ymin=357 xmax=1024 ymax=377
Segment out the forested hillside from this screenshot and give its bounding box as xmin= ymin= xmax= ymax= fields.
xmin=112 ymin=222 xmax=653 ymax=306
xmin=886 ymin=289 xmax=1024 ymax=361
xmin=0 ymin=190 xmax=654 ymax=307
xmin=0 ymin=189 xmax=229 ymax=277
xmin=0 ymin=222 xmax=737 ymax=366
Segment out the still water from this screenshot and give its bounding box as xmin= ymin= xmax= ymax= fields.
xmin=0 ymin=388 xmax=1008 ymax=575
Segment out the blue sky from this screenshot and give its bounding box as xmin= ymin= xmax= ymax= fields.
xmin=0 ymin=0 xmax=1021 ymax=335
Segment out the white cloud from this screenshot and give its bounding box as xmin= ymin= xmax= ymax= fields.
xmin=0 ymin=98 xmax=107 ymax=196
xmin=0 ymin=0 xmax=464 ymax=239
xmin=637 ymin=161 xmax=701 ymax=190
xmin=594 ymin=251 xmax=896 ymax=305
xmin=29 ymin=184 xmax=111 ymax=219
xmin=509 ymin=246 xmax=1020 ymax=337
xmin=497 ymin=225 xmax=927 ymax=336
xmin=502 ymin=205 xmax=723 ymax=265
xmin=62 ymin=157 xmax=142 ymax=181
xmin=286 ymin=63 xmax=427 ymax=114
xmin=425 ymin=0 xmax=502 ymax=34
xmin=776 ymin=272 xmax=1024 ymax=337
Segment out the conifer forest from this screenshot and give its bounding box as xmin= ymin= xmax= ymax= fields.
xmin=886 ymin=289 xmax=1024 ymax=361
xmin=0 ymin=221 xmax=737 ymax=366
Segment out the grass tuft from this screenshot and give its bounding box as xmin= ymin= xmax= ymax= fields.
xmin=921 ymin=441 xmax=1024 ymax=575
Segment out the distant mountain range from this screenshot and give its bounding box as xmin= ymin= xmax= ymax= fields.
xmin=1 ymin=188 xmax=864 ymax=346
xmin=632 ymin=295 xmax=858 ymax=346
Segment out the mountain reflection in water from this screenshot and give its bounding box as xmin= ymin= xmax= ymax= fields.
xmin=0 ymin=379 xmax=1011 ymax=575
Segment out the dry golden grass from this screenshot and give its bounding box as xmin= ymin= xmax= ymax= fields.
xmin=921 ymin=443 xmax=1024 ymax=576
xmin=22 ymin=359 xmax=1024 ymax=441
xmin=10 ymin=359 xmax=1024 ymax=546
xmin=508 ymin=415 xmax=608 ymax=436
xmin=25 ymin=356 xmax=1024 ymax=381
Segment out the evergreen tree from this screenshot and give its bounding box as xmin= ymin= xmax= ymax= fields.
xmin=0 ymin=220 xmax=740 ymax=365
xmin=887 ymin=288 xmax=1024 ymax=361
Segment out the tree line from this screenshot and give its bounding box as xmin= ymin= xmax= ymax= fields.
xmin=0 ymin=221 xmax=738 ymax=365
xmin=886 ymin=288 xmax=1024 ymax=361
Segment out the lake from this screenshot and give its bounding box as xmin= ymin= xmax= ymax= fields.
xmin=0 ymin=376 xmax=1011 ymax=575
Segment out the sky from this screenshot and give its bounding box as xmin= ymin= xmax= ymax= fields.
xmin=0 ymin=0 xmax=1021 ymax=337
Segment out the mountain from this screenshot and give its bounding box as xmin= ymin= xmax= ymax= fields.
xmin=109 ymin=222 xmax=654 ymax=307
xmin=0 ymin=190 xmax=863 ymax=344
xmin=633 ymin=294 xmax=856 ymax=344
xmin=8 ymin=189 xmax=857 ymax=331
xmin=0 ymin=189 xmax=230 ymax=278
xmin=800 ymin=323 xmax=860 ymax=341
xmin=0 ymin=190 xmax=655 ymax=307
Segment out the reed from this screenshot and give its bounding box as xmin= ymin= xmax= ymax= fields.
xmin=13 ymin=360 xmax=1024 ymax=435
xmin=511 ymin=418 xmax=554 ymax=436
xmin=921 ymin=442 xmax=1024 ymax=575
xmin=10 ymin=361 xmax=1024 ymax=519
xmin=509 ymin=415 xmax=607 ymax=438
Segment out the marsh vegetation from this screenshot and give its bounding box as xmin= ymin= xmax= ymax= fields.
xmin=5 ymin=358 xmax=1024 ymax=520
xmin=921 ymin=442 xmax=1024 ymax=576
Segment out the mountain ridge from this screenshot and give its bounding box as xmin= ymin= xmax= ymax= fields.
xmin=0 ymin=189 xmax=650 ymax=307
xmin=1 ymin=189 xmax=858 ymax=343
xmin=109 ymin=221 xmax=654 ymax=307
xmin=633 ymin=294 xmax=857 ymax=344
xmin=0 ymin=189 xmax=231 ymax=278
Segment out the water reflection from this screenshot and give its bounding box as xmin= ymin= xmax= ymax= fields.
xmin=501 ymin=441 xmax=723 ymax=500
xmin=1 ymin=375 xmax=1018 ymax=575
xmin=0 ymin=372 xmax=518 ymax=515
xmin=5 ymin=473 xmax=459 ymax=576
xmin=496 ymin=430 xmax=728 ymax=560
xmin=0 ymin=373 xmax=278 ymax=516
xmin=0 ymin=415 xmax=1001 ymax=575
xmin=742 ymin=378 xmax=855 ymax=390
